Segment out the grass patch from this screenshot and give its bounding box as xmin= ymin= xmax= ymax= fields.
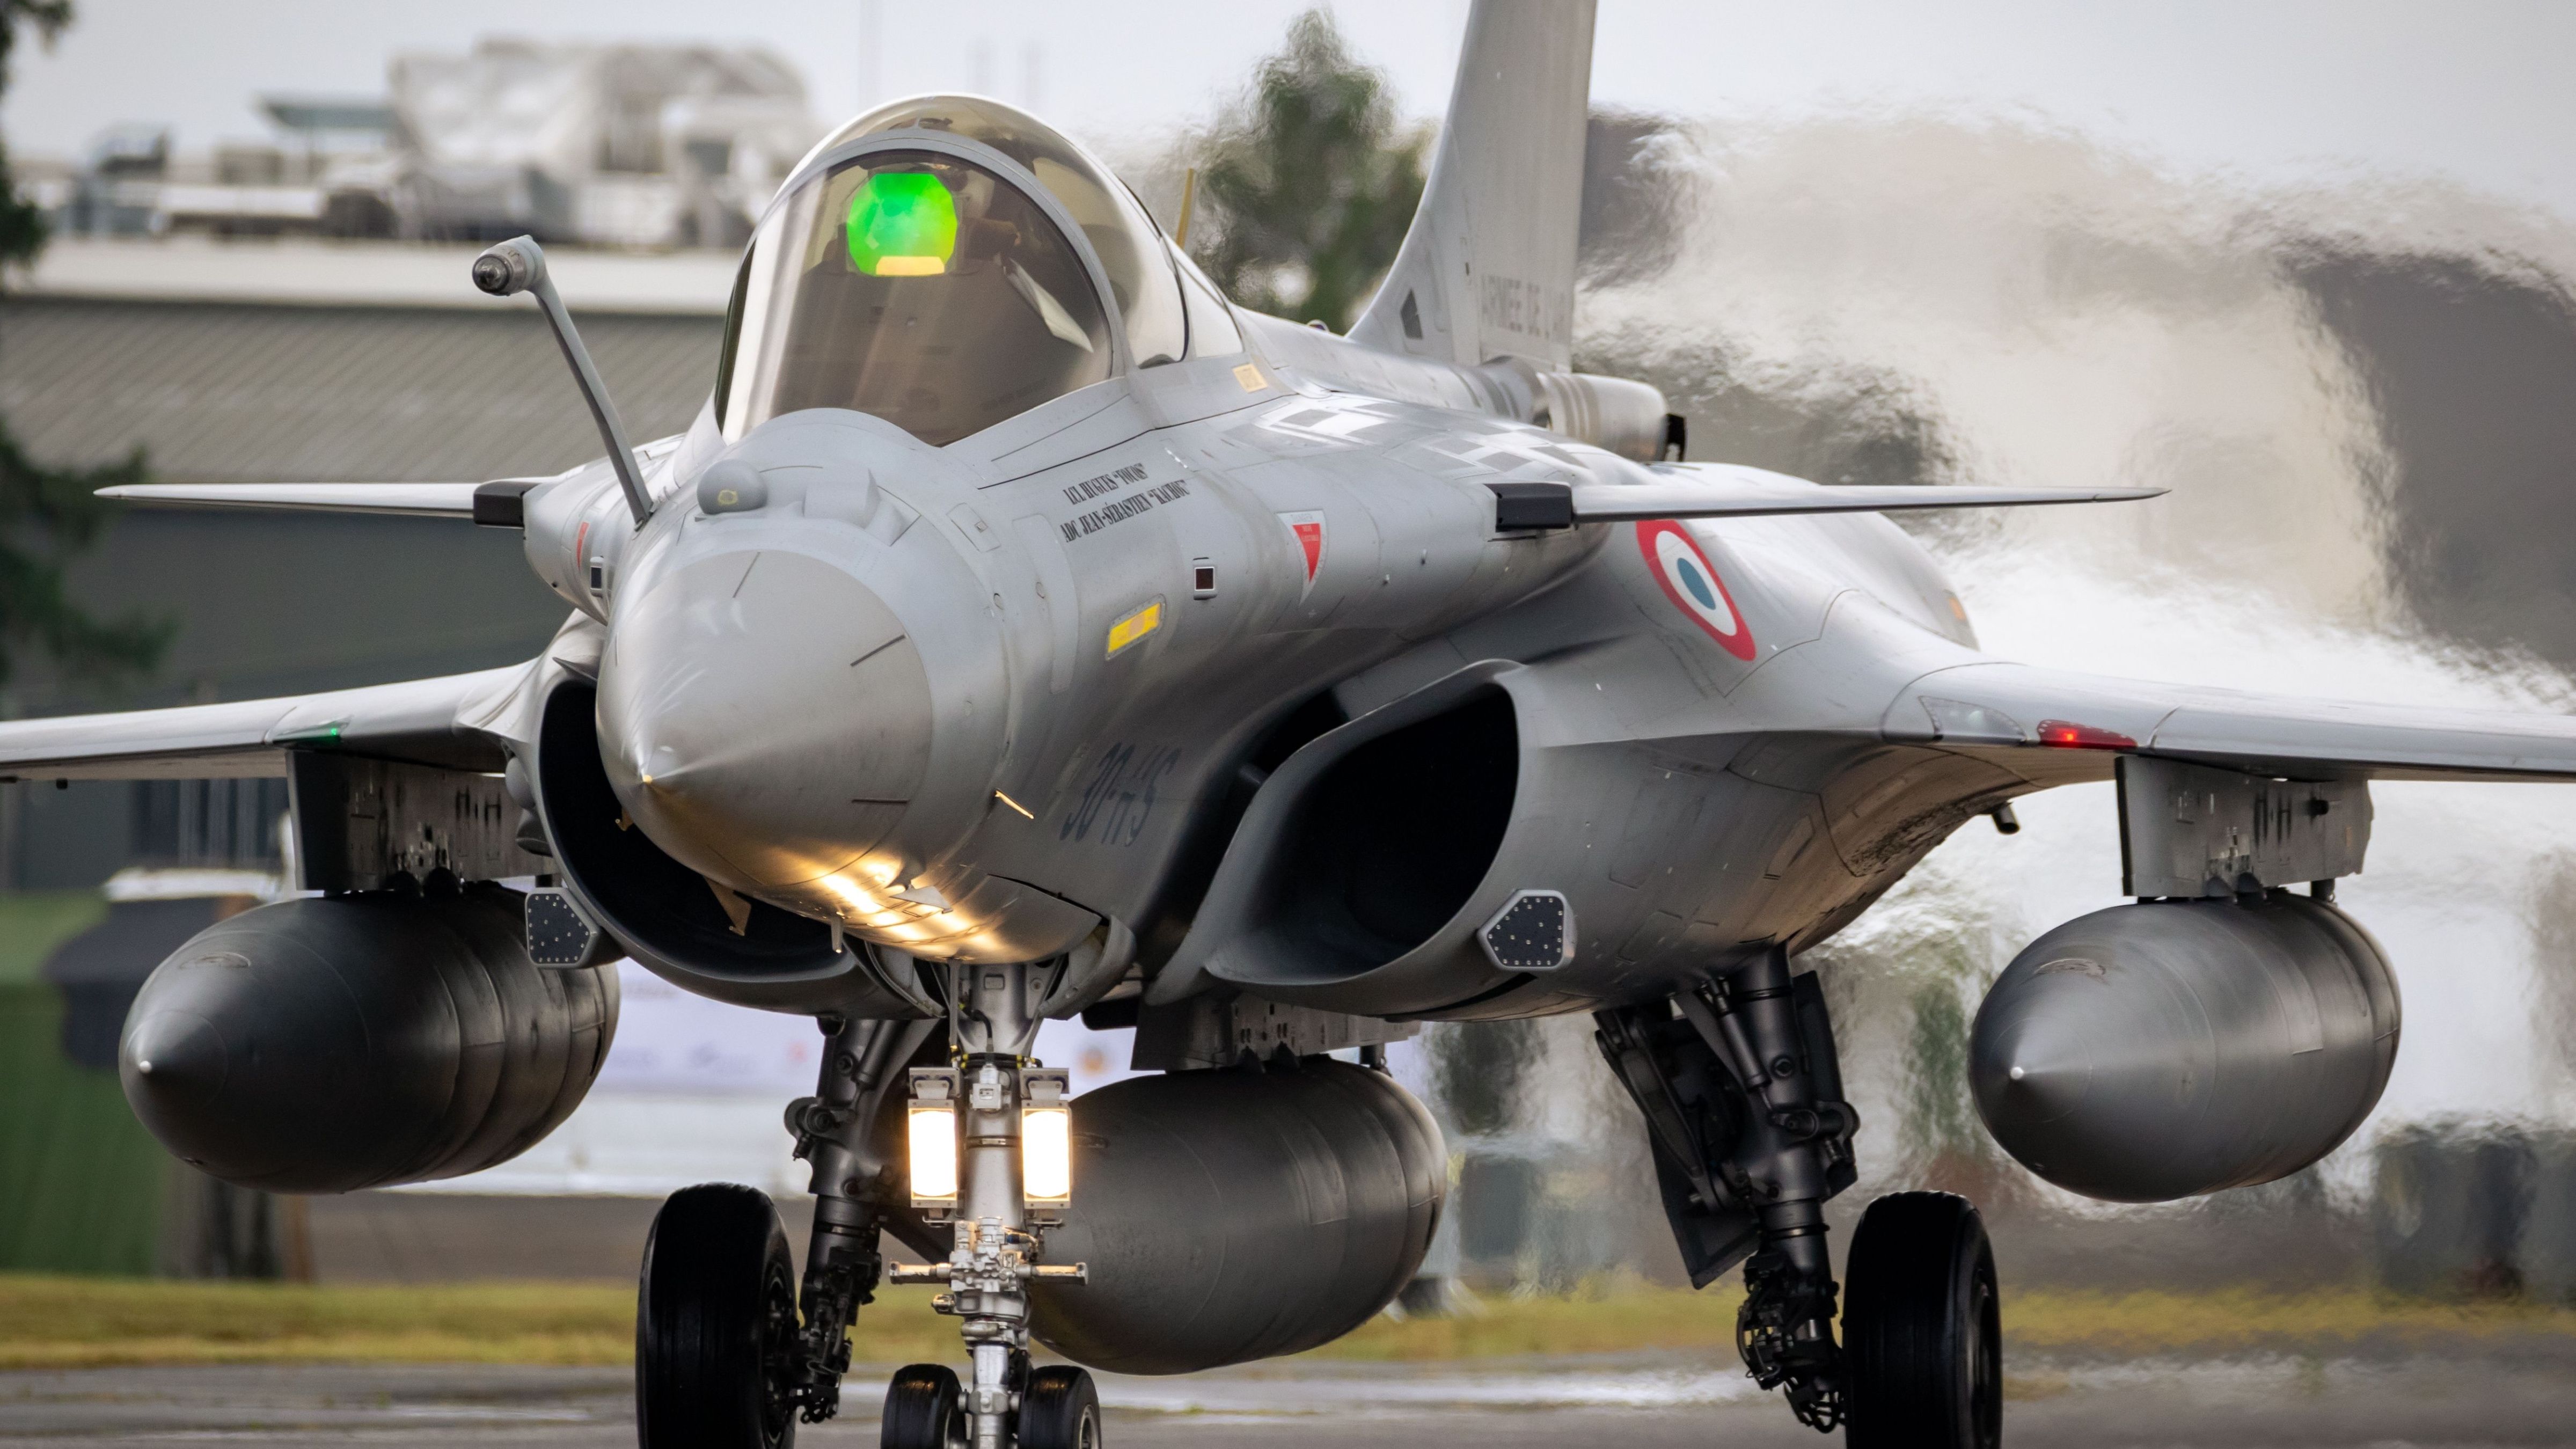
xmin=0 ymin=892 xmax=108 ymax=987
xmin=0 ymin=1276 xmax=978 ymax=1370
xmin=0 ymin=1276 xmax=639 ymax=1368
xmin=7 ymin=1274 xmax=2575 ymax=1370
xmin=1312 ymin=1286 xmax=1744 ymax=1360
xmin=1298 ymin=1284 xmax=2576 ymax=1362
xmin=2003 ymin=1286 xmax=2576 ymax=1356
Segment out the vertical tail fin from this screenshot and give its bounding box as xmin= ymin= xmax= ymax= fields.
xmin=1347 ymin=0 xmax=1597 ymax=370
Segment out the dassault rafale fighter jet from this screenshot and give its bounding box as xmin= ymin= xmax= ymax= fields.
xmin=21 ymin=2 xmax=2576 ymax=1446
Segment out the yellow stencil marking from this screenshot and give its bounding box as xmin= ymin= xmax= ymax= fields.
xmin=1233 ymin=363 xmax=1266 ymax=392
xmin=1106 ymin=599 xmax=1163 ymax=656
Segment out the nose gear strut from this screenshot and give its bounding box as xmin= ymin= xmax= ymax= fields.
xmin=1594 ymin=947 xmax=1859 ymax=1432
xmin=881 ymin=961 xmax=1093 ymax=1449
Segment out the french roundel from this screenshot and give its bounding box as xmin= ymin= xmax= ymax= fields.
xmin=1637 ymin=520 xmax=1757 ymax=661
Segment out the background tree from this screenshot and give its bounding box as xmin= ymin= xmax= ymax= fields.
xmin=0 ymin=0 xmax=165 ymax=696
xmin=1185 ymin=8 xmax=1427 ymax=332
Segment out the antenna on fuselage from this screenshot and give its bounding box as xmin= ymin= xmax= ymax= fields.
xmin=470 ymin=236 xmax=654 ymax=529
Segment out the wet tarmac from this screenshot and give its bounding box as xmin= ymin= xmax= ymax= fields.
xmin=6 ymin=1349 xmax=2576 ymax=1448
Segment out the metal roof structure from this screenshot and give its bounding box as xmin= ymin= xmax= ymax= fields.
xmin=0 ymin=292 xmax=723 ymax=485
xmin=0 ymin=240 xmax=729 ymax=759
xmin=0 ymin=255 xmax=730 ymax=883
xmin=16 ymin=237 xmax=740 ymax=313
xmin=257 ymin=98 xmax=399 ymax=139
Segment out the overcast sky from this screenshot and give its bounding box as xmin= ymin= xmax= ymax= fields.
xmin=9 ymin=1 xmax=2576 ymax=218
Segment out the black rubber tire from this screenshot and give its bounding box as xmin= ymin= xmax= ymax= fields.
xmin=636 ymin=1183 xmax=799 ymax=1449
xmin=1842 ymin=1190 xmax=2002 ymax=1449
xmin=881 ymin=1363 xmax=963 ymax=1449
xmin=1020 ymin=1365 xmax=1103 ymax=1449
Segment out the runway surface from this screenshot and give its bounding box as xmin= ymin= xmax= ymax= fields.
xmin=6 ymin=1348 xmax=2575 ymax=1447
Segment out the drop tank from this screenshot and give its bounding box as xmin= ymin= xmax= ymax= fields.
xmin=1029 ymin=1058 xmax=1445 ymax=1373
xmin=1970 ymin=894 xmax=2401 ymax=1203
xmin=119 ymin=887 xmax=618 ymax=1193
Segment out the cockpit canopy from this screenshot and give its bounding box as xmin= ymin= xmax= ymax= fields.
xmin=718 ymin=96 xmax=1191 ymax=447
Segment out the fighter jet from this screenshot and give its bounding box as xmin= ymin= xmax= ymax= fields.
xmin=13 ymin=3 xmax=2570 ymax=1446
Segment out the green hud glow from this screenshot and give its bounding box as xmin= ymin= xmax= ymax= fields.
xmin=847 ymin=172 xmax=958 ymax=277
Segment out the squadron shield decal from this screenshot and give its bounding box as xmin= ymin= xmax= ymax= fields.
xmin=1638 ymin=519 xmax=1757 ymax=660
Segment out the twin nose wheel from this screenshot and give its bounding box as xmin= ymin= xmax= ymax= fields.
xmin=881 ymin=1362 xmax=1101 ymax=1449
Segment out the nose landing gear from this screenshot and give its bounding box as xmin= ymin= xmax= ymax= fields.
xmin=880 ymin=960 xmax=1093 ymax=1449
xmin=880 ymin=1362 xmax=963 ymax=1449
xmin=1018 ymin=1365 xmax=1104 ymax=1449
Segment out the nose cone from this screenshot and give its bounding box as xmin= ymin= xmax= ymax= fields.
xmin=116 ymin=928 xmax=371 ymax=1189
xmin=1970 ymin=1001 xmax=2097 ymax=1131
xmin=1972 ymin=967 xmax=2136 ymax=1191
xmin=121 ymin=1008 xmax=229 ymax=1156
xmin=600 ymin=549 xmax=934 ymax=892
xmin=1972 ymin=932 xmax=2255 ymax=1203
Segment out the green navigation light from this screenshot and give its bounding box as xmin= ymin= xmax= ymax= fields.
xmin=847 ymin=171 xmax=958 ymax=277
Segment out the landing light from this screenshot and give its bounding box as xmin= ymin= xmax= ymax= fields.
xmin=907 ymin=1070 xmax=958 ymax=1205
xmin=1022 ymin=1104 xmax=1071 ymax=1204
xmin=1021 ymin=1070 xmax=1073 ymax=1208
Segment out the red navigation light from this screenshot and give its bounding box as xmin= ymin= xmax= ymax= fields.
xmin=2035 ymin=719 xmax=2136 ymax=750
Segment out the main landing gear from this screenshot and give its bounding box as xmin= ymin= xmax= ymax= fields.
xmin=635 ymin=1183 xmax=800 ymax=1449
xmin=638 ymin=1007 xmax=943 ymax=1448
xmin=1596 ymin=949 xmax=2002 ymax=1448
xmin=635 ymin=963 xmax=1096 ymax=1449
xmin=1843 ymin=1191 xmax=2002 ymax=1449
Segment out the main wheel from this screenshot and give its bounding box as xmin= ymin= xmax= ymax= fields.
xmin=1841 ymin=1190 xmax=2002 ymax=1449
xmin=636 ymin=1183 xmax=799 ymax=1449
xmin=1020 ymin=1365 xmax=1102 ymax=1449
xmin=881 ymin=1363 xmax=963 ymax=1449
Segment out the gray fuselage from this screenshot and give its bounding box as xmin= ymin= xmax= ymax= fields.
xmin=538 ymin=314 xmax=2018 ymax=1023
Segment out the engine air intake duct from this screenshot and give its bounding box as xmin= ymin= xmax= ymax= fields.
xmin=1970 ymin=894 xmax=2399 ymax=1203
xmin=1029 ymin=1059 xmax=1444 ymax=1374
xmin=118 ymin=887 xmax=619 ymax=1194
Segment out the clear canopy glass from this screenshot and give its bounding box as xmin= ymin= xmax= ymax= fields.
xmin=720 ymin=148 xmax=1113 ymax=447
xmin=718 ymin=96 xmax=1202 ymax=448
xmin=819 ymin=96 xmax=1186 ymax=365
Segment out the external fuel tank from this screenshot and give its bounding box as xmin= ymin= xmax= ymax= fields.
xmin=118 ymin=886 xmax=618 ymax=1193
xmin=1970 ymin=894 xmax=2400 ymax=1203
xmin=1029 ymin=1058 xmax=1445 ymax=1374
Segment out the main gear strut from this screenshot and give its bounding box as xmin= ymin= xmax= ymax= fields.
xmin=779 ymin=1014 xmax=942 ymax=1422
xmin=1596 ymin=948 xmax=1858 ymax=1431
